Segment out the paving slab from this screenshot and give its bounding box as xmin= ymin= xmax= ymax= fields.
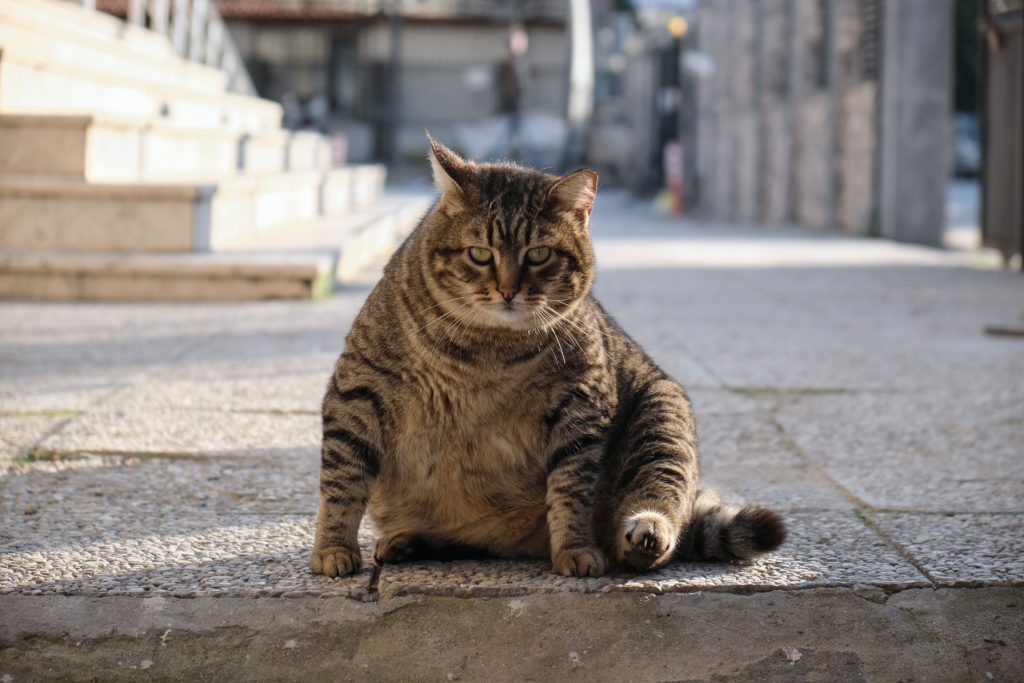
xmin=1 ymin=588 xmax=1022 ymax=682
xmin=824 ymin=463 xmax=1024 ymax=513
xmin=686 ymin=387 xmax=774 ymax=415
xmin=698 ymin=412 xmax=804 ymax=468
xmin=701 ymin=465 xmax=854 ymax=511
xmin=0 ymin=454 xmax=318 ymax=518
xmin=377 ymin=511 xmax=927 ymax=599
xmin=778 ymin=391 xmax=1024 ymax=466
xmin=102 ymin=372 xmax=329 ymax=414
xmin=34 ymin=408 xmax=320 ymax=457
xmin=1 ymin=513 xmax=373 ymax=600
xmin=0 ymin=373 xmax=128 ymax=413
xmin=1 ymin=203 xmax=1023 ymax=676
xmin=869 ymin=512 xmax=1024 ymax=586
xmin=0 ymin=413 xmax=68 ymax=459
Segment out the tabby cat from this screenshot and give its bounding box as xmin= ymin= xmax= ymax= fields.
xmin=310 ymin=136 xmax=785 ymax=578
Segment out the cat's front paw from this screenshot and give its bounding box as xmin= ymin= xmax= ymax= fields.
xmin=310 ymin=545 xmax=362 ymax=578
xmin=552 ymin=546 xmax=608 ymax=577
xmin=620 ymin=511 xmax=677 ymax=572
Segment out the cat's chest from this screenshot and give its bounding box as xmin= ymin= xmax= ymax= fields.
xmin=388 ymin=377 xmax=548 ymax=490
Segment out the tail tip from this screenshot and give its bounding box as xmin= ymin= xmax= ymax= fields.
xmin=740 ymin=506 xmax=787 ymax=554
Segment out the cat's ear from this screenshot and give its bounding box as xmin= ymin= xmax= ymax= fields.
xmin=426 ymin=132 xmax=469 ymax=200
xmin=546 ymin=169 xmax=598 ymax=222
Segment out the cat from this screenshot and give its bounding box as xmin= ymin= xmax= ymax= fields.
xmin=310 ymin=135 xmax=786 ymax=578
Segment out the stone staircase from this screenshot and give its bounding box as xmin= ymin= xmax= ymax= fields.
xmin=0 ymin=0 xmax=428 ymax=300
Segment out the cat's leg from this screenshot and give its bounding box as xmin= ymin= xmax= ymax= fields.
xmin=310 ymin=377 xmax=388 ymax=578
xmin=544 ymin=385 xmax=613 ymax=577
xmin=612 ymin=373 xmax=699 ymax=572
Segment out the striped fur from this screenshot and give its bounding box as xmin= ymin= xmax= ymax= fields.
xmin=310 ymin=139 xmax=786 ymax=578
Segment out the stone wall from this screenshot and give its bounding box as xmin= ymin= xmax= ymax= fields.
xmin=794 ymin=94 xmax=832 ymax=228
xmin=695 ymin=0 xmax=881 ymax=234
xmin=837 ymin=81 xmax=877 ymax=233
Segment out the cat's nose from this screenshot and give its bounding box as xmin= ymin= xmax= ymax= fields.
xmin=498 ymin=287 xmax=519 ymax=302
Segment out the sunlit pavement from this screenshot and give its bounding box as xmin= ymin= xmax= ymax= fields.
xmin=2 ymin=194 xmax=1022 ymax=680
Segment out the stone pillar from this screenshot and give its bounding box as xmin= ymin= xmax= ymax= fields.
xmin=878 ymin=0 xmax=953 ymax=246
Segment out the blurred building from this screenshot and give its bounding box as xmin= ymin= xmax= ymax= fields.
xmin=96 ymin=1 xmax=570 ymax=166
xmin=692 ymin=0 xmax=955 ymax=246
xmin=980 ymin=0 xmax=1024 ymax=265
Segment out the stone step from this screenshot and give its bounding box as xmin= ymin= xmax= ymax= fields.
xmin=0 ymin=53 xmax=160 ymax=124
xmin=285 ymin=131 xmax=334 ymax=172
xmin=0 ymin=2 xmax=226 ymax=98
xmin=0 ymin=47 xmax=282 ymax=133
xmin=0 ymin=11 xmax=282 ymax=134
xmin=239 ymin=130 xmax=347 ymax=174
xmin=0 ymin=115 xmax=345 ymax=181
xmin=0 ymin=115 xmax=237 ymax=181
xmin=0 ymin=167 xmax=388 ymax=253
xmin=220 ymin=194 xmax=432 ymax=282
xmin=0 ymin=250 xmax=334 ymax=301
xmin=0 ymin=195 xmax=431 ymax=301
xmin=0 ymin=0 xmax=178 ymax=66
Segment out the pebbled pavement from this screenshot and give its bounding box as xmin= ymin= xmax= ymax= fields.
xmin=1 ymin=195 xmax=1022 ymax=679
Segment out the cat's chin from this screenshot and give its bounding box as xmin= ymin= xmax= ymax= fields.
xmin=475 ymin=305 xmax=546 ymax=331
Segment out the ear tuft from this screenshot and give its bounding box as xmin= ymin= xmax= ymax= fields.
xmin=547 ymin=169 xmax=598 ymax=221
xmin=426 ymin=131 xmax=468 ymax=198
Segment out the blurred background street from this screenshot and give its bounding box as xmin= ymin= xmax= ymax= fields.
xmin=1 ymin=0 xmax=1023 ymax=679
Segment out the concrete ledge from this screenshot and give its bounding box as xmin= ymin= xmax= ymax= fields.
xmin=0 ymin=0 xmax=177 ymax=63
xmin=0 ymin=168 xmax=386 ymax=254
xmin=0 ymin=194 xmax=429 ymax=300
xmin=0 ymin=251 xmax=333 ymax=301
xmin=285 ymin=131 xmax=333 ymax=172
xmin=0 ymin=0 xmax=225 ymax=96
xmin=0 ymin=115 xmax=243 ymax=181
xmin=0 ymin=46 xmax=281 ymax=133
xmin=0 ymin=589 xmax=1020 ymax=681
xmin=239 ymin=130 xmax=290 ymax=174
xmin=0 ymin=177 xmax=209 ymax=252
xmin=218 ymin=194 xmax=431 ymax=283
xmin=0 ymin=57 xmax=160 ymax=123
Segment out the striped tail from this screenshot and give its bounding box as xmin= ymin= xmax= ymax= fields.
xmin=676 ymin=488 xmax=787 ymax=562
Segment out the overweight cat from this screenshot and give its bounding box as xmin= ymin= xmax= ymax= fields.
xmin=310 ymin=136 xmax=785 ymax=578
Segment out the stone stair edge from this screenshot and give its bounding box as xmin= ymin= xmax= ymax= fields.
xmin=0 ymin=0 xmax=220 ymax=86
xmin=0 ymin=195 xmax=426 ymax=299
xmin=0 ymin=114 xmax=338 ymax=145
xmin=0 ymin=0 xmax=174 ymax=57
xmin=0 ymin=166 xmax=384 ymax=198
xmin=0 ymin=250 xmax=334 ymax=279
xmin=0 ymin=47 xmax=281 ymax=126
xmin=0 ymin=20 xmax=225 ymax=99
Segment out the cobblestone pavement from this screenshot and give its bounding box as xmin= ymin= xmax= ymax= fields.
xmin=2 ymin=195 xmax=1023 ymax=604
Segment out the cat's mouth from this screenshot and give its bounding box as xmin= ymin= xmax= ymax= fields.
xmin=475 ymin=300 xmax=545 ymax=329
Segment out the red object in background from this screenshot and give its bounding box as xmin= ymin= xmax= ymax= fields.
xmin=332 ymin=133 xmax=348 ymax=168
xmin=664 ymin=140 xmax=684 ymax=215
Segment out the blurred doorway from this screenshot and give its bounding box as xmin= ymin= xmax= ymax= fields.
xmin=979 ymin=0 xmax=1024 ymax=267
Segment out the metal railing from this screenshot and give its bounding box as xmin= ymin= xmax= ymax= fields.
xmin=76 ymin=0 xmax=256 ymax=95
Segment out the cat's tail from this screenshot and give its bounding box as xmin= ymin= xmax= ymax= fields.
xmin=675 ymin=488 xmax=787 ymax=562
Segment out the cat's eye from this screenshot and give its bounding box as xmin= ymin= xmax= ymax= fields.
xmin=468 ymin=247 xmax=493 ymax=265
xmin=525 ymin=247 xmax=551 ymax=265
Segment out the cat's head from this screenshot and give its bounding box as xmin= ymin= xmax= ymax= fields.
xmin=418 ymin=135 xmax=598 ymax=331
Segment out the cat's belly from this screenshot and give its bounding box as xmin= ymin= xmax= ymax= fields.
xmin=369 ymin=418 xmax=550 ymax=557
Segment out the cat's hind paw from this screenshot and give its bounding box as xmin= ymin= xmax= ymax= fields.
xmin=310 ymin=545 xmax=362 ymax=578
xmin=552 ymin=546 xmax=608 ymax=577
xmin=620 ymin=510 xmax=677 ymax=572
xmin=373 ymin=533 xmax=420 ymax=565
